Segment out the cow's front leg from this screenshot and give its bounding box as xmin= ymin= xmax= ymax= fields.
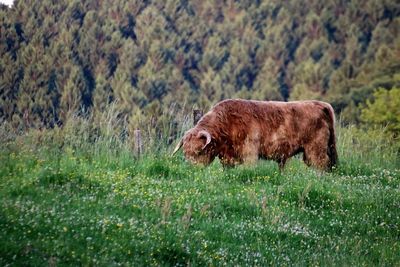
xmin=277 ymin=158 xmax=287 ymax=172
xmin=242 ymin=139 xmax=259 ymax=165
xmin=242 ymin=152 xmax=258 ymax=165
xmin=219 ymin=154 xmax=239 ymax=169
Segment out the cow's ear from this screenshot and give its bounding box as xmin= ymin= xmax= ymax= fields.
xmin=198 ymin=130 xmax=211 ymax=150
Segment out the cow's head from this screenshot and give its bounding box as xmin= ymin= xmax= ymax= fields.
xmin=172 ymin=129 xmax=215 ymax=165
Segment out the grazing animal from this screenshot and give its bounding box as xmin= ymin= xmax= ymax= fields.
xmin=173 ymin=99 xmax=338 ymax=171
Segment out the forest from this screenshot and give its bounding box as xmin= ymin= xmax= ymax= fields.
xmin=1 ymin=1 xmax=400 ymax=265
xmin=1 ymin=0 xmax=399 ymax=137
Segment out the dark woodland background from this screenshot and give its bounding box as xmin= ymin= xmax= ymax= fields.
xmin=1 ymin=0 xmax=399 ymax=135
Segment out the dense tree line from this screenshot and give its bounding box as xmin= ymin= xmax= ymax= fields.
xmin=1 ymin=0 xmax=399 ymax=133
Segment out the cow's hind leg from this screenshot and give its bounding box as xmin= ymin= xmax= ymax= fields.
xmin=303 ymin=144 xmax=330 ymax=170
xmin=303 ymin=127 xmax=332 ymax=171
xmin=302 ymin=148 xmax=312 ymax=167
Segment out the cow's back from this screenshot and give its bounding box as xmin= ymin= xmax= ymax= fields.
xmin=211 ymin=99 xmax=333 ymax=161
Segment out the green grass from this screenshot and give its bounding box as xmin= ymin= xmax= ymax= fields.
xmin=0 ymin=126 xmax=399 ymax=266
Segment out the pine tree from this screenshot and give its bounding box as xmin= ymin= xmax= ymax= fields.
xmin=252 ymin=57 xmax=283 ymax=101
xmin=1 ymin=0 xmax=400 ymax=129
xmin=59 ymin=64 xmax=87 ymax=121
xmin=0 ymin=53 xmax=20 ymax=121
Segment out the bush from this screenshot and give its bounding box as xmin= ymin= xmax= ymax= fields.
xmin=360 ymin=87 xmax=400 ymax=138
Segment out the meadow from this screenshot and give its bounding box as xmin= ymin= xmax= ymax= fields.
xmin=0 ymin=117 xmax=399 ymax=266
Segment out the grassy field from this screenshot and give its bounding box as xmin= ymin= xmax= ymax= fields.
xmin=0 ymin=122 xmax=399 ymax=266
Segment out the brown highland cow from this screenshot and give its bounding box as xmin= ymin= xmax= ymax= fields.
xmin=173 ymin=99 xmax=338 ymax=171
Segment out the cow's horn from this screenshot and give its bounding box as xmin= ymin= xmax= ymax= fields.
xmin=172 ymin=139 xmax=183 ymax=156
xmin=198 ymin=130 xmax=211 ymax=149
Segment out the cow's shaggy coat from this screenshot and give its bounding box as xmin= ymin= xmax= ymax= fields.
xmin=173 ymin=99 xmax=338 ymax=170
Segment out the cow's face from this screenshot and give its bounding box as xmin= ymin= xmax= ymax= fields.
xmin=182 ymin=129 xmax=214 ymax=166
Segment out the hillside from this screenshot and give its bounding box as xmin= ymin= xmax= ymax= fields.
xmin=1 ymin=118 xmax=399 ymax=265
xmin=1 ymin=0 xmax=400 ymax=129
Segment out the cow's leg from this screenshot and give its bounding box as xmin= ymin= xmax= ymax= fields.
xmin=219 ymin=155 xmax=236 ymax=169
xmin=302 ymin=151 xmax=311 ymax=167
xmin=242 ymin=151 xmax=258 ymax=165
xmin=303 ymin=144 xmax=330 ymax=170
xmin=277 ymin=158 xmax=287 ymax=171
xmin=242 ymin=139 xmax=259 ymax=165
xmin=303 ymin=128 xmax=331 ymax=170
xmin=222 ymin=164 xmax=234 ymax=170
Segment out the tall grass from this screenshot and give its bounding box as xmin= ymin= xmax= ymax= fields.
xmin=0 ymin=110 xmax=399 ymax=266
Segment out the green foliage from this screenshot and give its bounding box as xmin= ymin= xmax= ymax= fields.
xmin=1 ymin=0 xmax=400 ymax=129
xmin=360 ymin=87 xmax=400 ymax=137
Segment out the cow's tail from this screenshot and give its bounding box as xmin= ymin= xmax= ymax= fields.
xmin=325 ymin=103 xmax=338 ymax=170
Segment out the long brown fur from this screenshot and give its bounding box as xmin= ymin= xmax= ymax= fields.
xmin=174 ymin=99 xmax=338 ymax=171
